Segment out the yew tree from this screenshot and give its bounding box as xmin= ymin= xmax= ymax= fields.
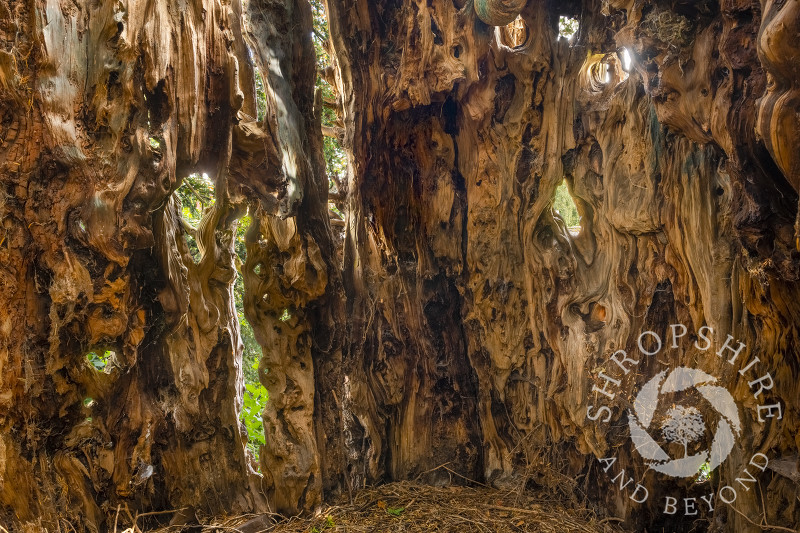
xmin=0 ymin=0 xmax=799 ymax=531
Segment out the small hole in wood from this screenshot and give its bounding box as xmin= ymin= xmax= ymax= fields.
xmin=86 ymin=350 xmax=114 ymax=372
xmin=558 ymin=16 xmax=579 ymax=41
xmin=553 ymin=180 xmax=582 ymax=235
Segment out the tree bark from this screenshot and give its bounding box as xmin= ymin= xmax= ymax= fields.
xmin=241 ymin=0 xmax=345 ymax=513
xmin=1 ymin=0 xmax=799 ymax=531
xmin=0 ymin=0 xmax=334 ymax=529
xmin=325 ymin=0 xmax=800 ymax=530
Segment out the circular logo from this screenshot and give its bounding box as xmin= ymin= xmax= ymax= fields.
xmin=628 ymin=367 xmax=742 ymax=478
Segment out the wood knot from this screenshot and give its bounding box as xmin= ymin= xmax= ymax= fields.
xmin=590 ymin=303 xmax=607 ymax=323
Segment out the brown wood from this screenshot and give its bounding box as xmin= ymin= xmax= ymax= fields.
xmin=325 ymin=0 xmax=800 ymax=531
xmin=0 ymin=0 xmax=798 ymax=531
xmin=0 ymin=0 xmax=334 ymax=529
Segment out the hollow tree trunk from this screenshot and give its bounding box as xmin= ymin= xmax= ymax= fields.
xmin=0 ymin=0 xmax=337 ymax=529
xmin=1 ymin=0 xmax=799 ymax=531
xmin=325 ymin=0 xmax=800 ymax=530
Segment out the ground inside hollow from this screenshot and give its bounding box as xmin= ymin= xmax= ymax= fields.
xmin=151 ymin=481 xmax=628 ymax=532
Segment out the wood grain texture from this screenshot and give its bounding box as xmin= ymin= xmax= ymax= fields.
xmin=0 ymin=0 xmax=335 ymax=528
xmin=0 ymin=0 xmax=798 ymax=531
xmin=325 ymin=0 xmax=800 ymax=530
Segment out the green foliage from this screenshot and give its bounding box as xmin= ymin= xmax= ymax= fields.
xmin=323 ymin=131 xmax=346 ymax=190
xmin=329 ymin=202 xmax=343 ymax=220
xmin=233 ymin=224 xmax=261 ymax=389
xmin=310 ymin=0 xmax=347 ymax=191
xmin=696 ymin=461 xmax=712 ymax=483
xmin=310 ymin=516 xmax=336 ymax=532
xmin=558 ymin=16 xmax=579 ymax=39
xmin=175 ymin=173 xmax=215 ymax=224
xmin=553 ymin=180 xmax=581 ymax=229
xmin=174 ymin=172 xmax=215 ymax=263
xmin=241 ymin=377 xmax=269 ymax=453
xmin=235 ymin=281 xmax=261 ymax=388
xmin=310 ymin=0 xmax=330 ymax=65
xmin=234 ymin=215 xmax=251 ymax=263
xmin=386 ymin=507 xmax=405 ymax=517
xmin=253 ymin=67 xmax=267 ymax=123
xmin=232 ymin=215 xmax=268 ymax=459
xmin=86 ymin=350 xmax=112 ymax=371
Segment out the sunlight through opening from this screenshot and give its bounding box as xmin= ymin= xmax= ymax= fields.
xmin=553 ymin=180 xmax=581 ymax=235
xmin=558 ymin=16 xmax=579 ymax=41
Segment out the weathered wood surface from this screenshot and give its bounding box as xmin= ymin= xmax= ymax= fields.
xmin=0 ymin=0 xmax=338 ymax=529
xmin=325 ymin=0 xmax=800 ymax=531
xmin=0 ymin=0 xmax=798 ymax=531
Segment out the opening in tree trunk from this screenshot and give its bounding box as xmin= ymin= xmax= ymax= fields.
xmin=0 ymin=0 xmax=799 ymax=531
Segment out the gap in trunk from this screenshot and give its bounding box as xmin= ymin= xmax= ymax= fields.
xmin=553 ymin=180 xmax=581 ymax=235
xmin=86 ymin=349 xmax=114 ymax=372
xmin=619 ymin=47 xmax=632 ymax=72
xmin=311 ymin=0 xmax=347 ymax=229
xmin=235 ymin=211 xmax=268 ymax=468
xmin=557 ymin=16 xmax=579 ymax=41
xmin=254 ymin=66 xmax=268 ymax=122
xmin=175 ymin=172 xmax=215 ymax=264
xmin=615 ymin=47 xmax=632 ymax=82
xmin=172 ymin=173 xmax=268 ymax=468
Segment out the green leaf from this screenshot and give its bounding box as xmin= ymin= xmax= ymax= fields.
xmin=240 ymin=380 xmax=269 ymax=454
xmin=386 ymin=507 xmax=405 ymax=516
xmin=253 ymin=67 xmax=267 ymax=122
xmin=86 ymin=351 xmax=109 ymax=371
xmin=558 ymin=16 xmax=579 ymax=39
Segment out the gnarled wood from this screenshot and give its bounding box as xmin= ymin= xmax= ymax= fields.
xmin=1 ymin=0 xmax=799 ymax=531
xmin=325 ymin=0 xmax=800 ymax=530
xmin=0 ymin=0 xmax=333 ymax=529
xmin=474 ymin=0 xmax=529 ymax=27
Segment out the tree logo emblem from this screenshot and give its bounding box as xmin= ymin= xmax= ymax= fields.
xmin=628 ymin=367 xmax=742 ymax=478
